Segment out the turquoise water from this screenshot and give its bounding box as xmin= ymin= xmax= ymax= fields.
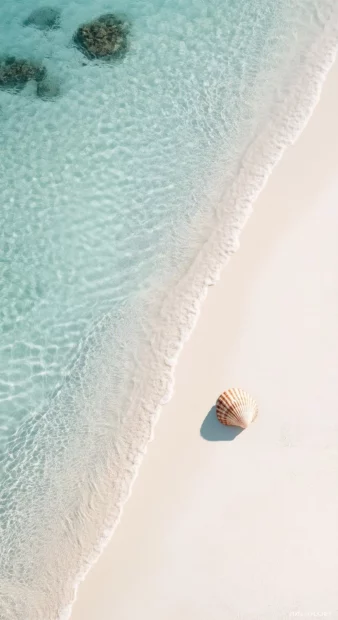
xmin=0 ymin=0 xmax=337 ymax=618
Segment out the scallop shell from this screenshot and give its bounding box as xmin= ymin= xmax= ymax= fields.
xmin=216 ymin=388 xmax=258 ymax=429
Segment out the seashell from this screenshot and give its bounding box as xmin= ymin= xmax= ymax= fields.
xmin=216 ymin=388 xmax=258 ymax=429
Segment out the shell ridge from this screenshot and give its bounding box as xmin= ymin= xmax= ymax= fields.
xmin=216 ymin=388 xmax=258 ymax=429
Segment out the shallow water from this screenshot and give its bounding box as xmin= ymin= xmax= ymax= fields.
xmin=0 ymin=0 xmax=337 ymax=618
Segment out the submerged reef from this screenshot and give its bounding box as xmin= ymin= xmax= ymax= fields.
xmin=73 ymin=14 xmax=130 ymax=60
xmin=0 ymin=57 xmax=46 ymax=91
xmin=36 ymin=74 xmax=61 ymax=100
xmin=23 ymin=6 xmax=61 ymax=30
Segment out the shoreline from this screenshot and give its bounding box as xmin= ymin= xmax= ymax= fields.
xmin=71 ymin=53 xmax=338 ymax=619
xmin=68 ymin=24 xmax=334 ymax=618
xmin=2 ymin=5 xmax=338 ymax=620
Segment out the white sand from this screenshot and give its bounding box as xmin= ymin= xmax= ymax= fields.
xmin=71 ymin=60 xmax=338 ymax=620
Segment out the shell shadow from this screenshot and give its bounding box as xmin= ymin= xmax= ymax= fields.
xmin=200 ymin=405 xmax=243 ymax=441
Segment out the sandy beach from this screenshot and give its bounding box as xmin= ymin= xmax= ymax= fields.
xmin=70 ymin=58 xmax=338 ymax=620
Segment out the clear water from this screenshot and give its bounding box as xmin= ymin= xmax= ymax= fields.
xmin=0 ymin=0 xmax=337 ymax=618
